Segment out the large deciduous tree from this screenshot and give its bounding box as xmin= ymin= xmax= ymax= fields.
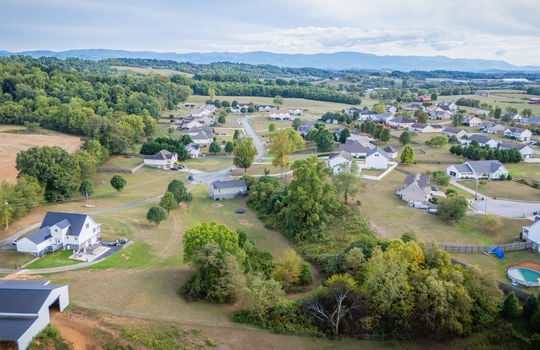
xmin=183 ymin=243 xmax=245 ymax=304
xmin=16 ymin=146 xmax=81 ymax=201
xmin=268 ymin=128 xmax=304 ymax=181
xmin=183 ymin=222 xmax=244 ymax=262
xmin=281 ymin=156 xmax=340 ymax=240
xmin=233 ymin=136 xmax=257 ymax=173
xmin=159 ymin=191 xmax=177 ymax=213
xmin=400 ymin=145 xmax=415 ymax=164
xmin=167 ymin=179 xmax=192 ymax=203
xmin=333 ymin=162 xmax=360 ymax=204
xmin=110 ymin=175 xmax=127 ymax=192
xmin=437 ymin=193 xmax=468 ymax=223
xmin=146 ymin=205 xmax=168 ymax=226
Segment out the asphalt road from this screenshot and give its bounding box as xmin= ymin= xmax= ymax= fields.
xmin=189 ymin=114 xmax=266 ymax=184
xmin=451 ymin=179 xmax=540 ymax=219
xmin=471 ymin=198 xmax=540 ymax=218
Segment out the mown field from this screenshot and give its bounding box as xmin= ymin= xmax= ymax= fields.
xmin=453 ymin=90 xmax=540 ymax=115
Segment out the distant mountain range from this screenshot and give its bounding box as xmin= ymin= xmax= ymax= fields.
xmin=0 ymin=49 xmax=538 ymax=72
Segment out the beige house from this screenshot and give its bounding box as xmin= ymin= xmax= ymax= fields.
xmin=396 ymin=173 xmax=432 ymax=204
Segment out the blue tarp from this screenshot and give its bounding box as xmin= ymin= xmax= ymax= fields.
xmin=490 ymin=246 xmax=504 ymax=259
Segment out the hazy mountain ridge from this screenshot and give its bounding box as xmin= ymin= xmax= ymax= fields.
xmin=0 ymin=49 xmax=538 ymax=72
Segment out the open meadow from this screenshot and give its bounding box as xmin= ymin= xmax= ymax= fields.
xmin=453 ymin=90 xmax=540 ymax=115
xmin=0 ymin=126 xmax=82 ymax=183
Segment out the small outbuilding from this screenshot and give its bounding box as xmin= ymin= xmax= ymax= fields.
xmin=208 ymin=180 xmax=248 ymax=200
xmin=0 ymin=280 xmax=69 ymax=350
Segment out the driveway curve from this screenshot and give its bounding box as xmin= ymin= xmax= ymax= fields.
xmin=451 ymin=179 xmax=540 ymax=219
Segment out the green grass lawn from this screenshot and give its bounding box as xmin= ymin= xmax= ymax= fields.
xmin=25 ymin=250 xmax=80 ymax=269
xmin=450 ymin=91 xmax=540 ymax=115
xmin=458 ymin=179 xmax=540 ymax=201
xmin=0 ymin=250 xmax=35 ymax=270
xmin=99 ymin=155 xmax=143 ymax=170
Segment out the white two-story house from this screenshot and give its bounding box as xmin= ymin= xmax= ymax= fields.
xmin=16 ymin=212 xmax=101 ymax=256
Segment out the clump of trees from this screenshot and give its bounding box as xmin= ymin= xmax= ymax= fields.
xmin=181 ymin=223 xmax=281 ymax=304
xmin=16 ymin=146 xmax=81 ymax=201
xmin=0 ymin=175 xmax=44 ymax=229
xmin=0 ymin=56 xmax=187 ymax=155
xmin=450 ymin=144 xmax=522 ymax=163
xmin=140 ymin=136 xmax=188 ymax=160
xmin=146 ymin=179 xmax=192 ymax=226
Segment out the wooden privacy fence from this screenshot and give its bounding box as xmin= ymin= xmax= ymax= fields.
xmin=438 ymin=241 xmax=531 ymax=253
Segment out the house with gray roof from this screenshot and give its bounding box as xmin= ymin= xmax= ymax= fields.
xmin=16 ymin=212 xmax=101 ymax=256
xmin=327 ymin=151 xmax=353 ymax=174
xmin=297 ymin=122 xmax=316 ymax=138
xmin=446 ymin=160 xmax=508 ymax=180
xmin=460 ymin=134 xmax=499 ymax=148
xmin=338 ymin=140 xmax=370 ymax=158
xmin=504 ymin=127 xmax=532 ymax=142
xmin=0 ymin=280 xmax=69 ymax=350
xmin=383 ymin=145 xmax=398 ymax=159
xmin=396 ymin=173 xmax=432 ymax=204
xmin=365 ymin=147 xmax=390 ymax=169
xmin=208 ymin=180 xmax=248 ymax=200
xmin=143 ymin=149 xmax=178 ymax=169
xmin=442 ymin=127 xmax=468 ymax=139
xmin=498 ymin=142 xmax=534 ymax=159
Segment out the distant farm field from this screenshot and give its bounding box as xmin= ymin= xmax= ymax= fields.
xmin=0 ymin=126 xmax=82 ymax=183
xmin=449 ymin=90 xmax=540 ymax=115
xmin=111 ymin=65 xmax=193 ymax=77
xmin=186 ymin=95 xmax=356 ymax=116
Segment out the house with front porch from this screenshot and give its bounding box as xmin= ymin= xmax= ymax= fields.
xmin=460 ymin=134 xmax=499 ymax=148
xmin=16 ymin=212 xmax=101 ymax=256
xmin=446 ymin=160 xmax=508 ymax=180
xmin=504 ymin=127 xmax=532 ymax=142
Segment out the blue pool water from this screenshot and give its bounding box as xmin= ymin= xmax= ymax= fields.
xmin=507 ymin=267 xmax=540 ymax=286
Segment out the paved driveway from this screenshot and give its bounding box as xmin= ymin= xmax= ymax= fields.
xmin=471 ymin=198 xmax=540 ymax=218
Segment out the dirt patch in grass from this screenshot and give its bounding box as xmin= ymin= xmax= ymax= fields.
xmin=0 ymin=126 xmax=82 ymax=183
xmin=211 ymin=203 xmax=224 ymax=208
xmin=238 ymin=219 xmax=253 ymax=227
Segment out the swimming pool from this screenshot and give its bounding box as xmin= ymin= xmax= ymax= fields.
xmin=507 ymin=267 xmax=540 ymax=287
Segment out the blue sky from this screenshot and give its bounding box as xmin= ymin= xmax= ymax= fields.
xmin=1 ymin=0 xmax=539 ymax=66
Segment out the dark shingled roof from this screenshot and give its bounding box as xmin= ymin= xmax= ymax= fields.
xmin=329 ymin=150 xmax=353 ymax=161
xmin=211 ymin=180 xmax=247 ymax=190
xmin=468 ymin=134 xmax=494 ymax=144
xmin=143 ymin=150 xmax=176 ymax=160
xmin=40 ymin=212 xmax=91 ymax=237
xmin=499 ymin=142 xmax=527 ymax=150
xmin=339 ymin=140 xmax=370 ymax=154
xmin=25 ymin=226 xmax=52 ymax=244
xmin=0 ymin=280 xmax=65 ymax=341
xmin=402 ymin=173 xmax=430 ymax=189
xmin=0 ymin=318 xmax=37 ymax=341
